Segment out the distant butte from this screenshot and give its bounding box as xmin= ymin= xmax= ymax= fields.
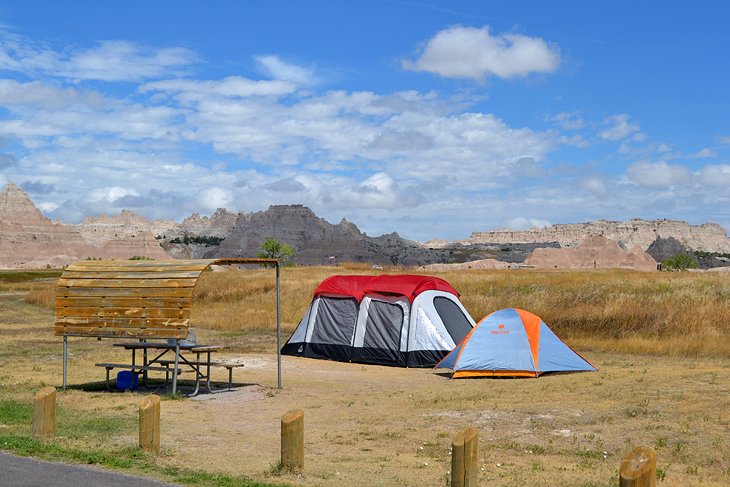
xmin=0 ymin=181 xmax=728 ymax=270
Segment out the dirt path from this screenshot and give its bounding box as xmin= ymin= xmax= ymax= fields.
xmin=107 ymin=352 xmax=729 ymax=487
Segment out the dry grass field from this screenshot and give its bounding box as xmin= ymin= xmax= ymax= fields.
xmin=1 ymin=266 xmax=729 ymax=486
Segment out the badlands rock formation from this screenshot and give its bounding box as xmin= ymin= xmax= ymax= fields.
xmin=523 ymin=235 xmax=658 ymax=271
xmin=175 ymin=208 xmax=238 ymax=238
xmin=456 ymin=219 xmax=730 ymax=253
xmin=420 ymin=258 xmax=511 ymax=271
xmin=1 ymin=180 xmax=726 ymax=270
xmin=0 ymin=183 xmax=171 ymax=268
xmin=214 ymin=204 xmax=445 ymax=266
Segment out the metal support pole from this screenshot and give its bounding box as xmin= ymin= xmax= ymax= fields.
xmin=62 ymin=335 xmax=68 ymax=391
xmin=276 ymin=263 xmax=282 ymax=389
xmin=172 ymin=340 xmax=180 ymax=395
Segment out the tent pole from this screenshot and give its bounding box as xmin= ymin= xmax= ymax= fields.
xmin=276 ymin=262 xmax=282 ymax=389
xmin=62 ymin=335 xmax=67 ymax=391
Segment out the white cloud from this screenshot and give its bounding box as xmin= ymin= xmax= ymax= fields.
xmin=37 ymin=201 xmax=59 ymax=212
xmin=559 ymin=134 xmax=589 ymax=148
xmin=717 ymin=135 xmax=730 ymax=145
xmin=63 ymin=41 xmax=197 ymax=82
xmin=0 ymin=35 xmax=197 ymax=82
xmin=87 ymin=186 xmax=139 ymax=204
xmin=0 ymin=80 xmax=104 ymax=110
xmin=140 ymin=76 xmax=297 ymax=100
xmin=625 ymin=161 xmax=690 ymax=187
xmin=692 ymin=148 xmax=715 ymax=158
xmin=599 ymin=114 xmax=640 ymax=141
xmin=546 ymin=111 xmax=585 ymax=130
xmin=502 ymin=216 xmax=551 ymax=230
xmin=580 ymin=177 xmax=608 ymax=197
xmin=402 ymin=25 xmax=560 ymax=81
xmin=196 ymin=187 xmax=233 ymax=213
xmin=698 ymin=164 xmax=730 ymax=186
xmin=254 ymin=55 xmax=320 ymax=85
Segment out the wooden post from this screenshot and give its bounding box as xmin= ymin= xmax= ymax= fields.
xmin=451 ymin=426 xmax=479 ymax=487
xmin=281 ymin=409 xmax=304 ymax=470
xmin=139 ymin=395 xmax=161 ymax=453
xmin=32 ymin=386 xmax=56 ymax=440
xmin=619 ymin=445 xmax=657 ymax=487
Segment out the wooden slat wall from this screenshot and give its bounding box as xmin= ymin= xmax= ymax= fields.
xmin=54 ymin=259 xmax=215 ymax=339
xmin=54 ymin=258 xmax=280 ymax=339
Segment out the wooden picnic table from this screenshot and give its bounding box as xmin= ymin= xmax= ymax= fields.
xmin=96 ymin=342 xmax=242 ymax=396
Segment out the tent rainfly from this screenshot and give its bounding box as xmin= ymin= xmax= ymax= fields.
xmin=436 ymin=308 xmax=597 ymax=378
xmin=281 ymin=274 xmax=476 ymax=367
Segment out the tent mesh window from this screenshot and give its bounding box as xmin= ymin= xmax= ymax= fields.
xmin=433 ymin=296 xmax=473 ymax=343
xmin=363 ymin=300 xmax=404 ymax=352
xmin=311 ymin=297 xmax=358 ymax=345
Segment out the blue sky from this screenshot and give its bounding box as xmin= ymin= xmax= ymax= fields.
xmin=0 ymin=1 xmax=728 ymax=241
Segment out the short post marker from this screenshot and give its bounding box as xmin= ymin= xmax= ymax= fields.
xmin=451 ymin=426 xmax=478 ymax=487
xmin=32 ymin=386 xmax=56 ymax=440
xmin=139 ymin=394 xmax=161 ymax=453
xmin=619 ymin=445 xmax=657 ymax=487
xmin=281 ymin=409 xmax=304 ymax=471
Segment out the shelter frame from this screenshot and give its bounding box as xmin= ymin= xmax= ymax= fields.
xmin=55 ymin=258 xmax=282 ymax=393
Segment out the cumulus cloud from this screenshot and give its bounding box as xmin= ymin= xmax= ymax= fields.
xmin=503 ymin=216 xmax=551 ymax=230
xmin=698 ymin=164 xmax=730 ymax=186
xmin=402 ymin=25 xmax=560 ymax=81
xmin=559 ymin=134 xmax=589 ymax=148
xmin=599 ymin=114 xmax=640 ymax=141
xmin=264 ymin=178 xmax=307 ymax=192
xmin=140 ymin=76 xmax=297 ymax=100
xmin=20 ymin=180 xmax=56 ymax=194
xmin=37 ymin=201 xmax=59 ymax=213
xmin=513 ymin=156 xmax=546 ymax=178
xmin=625 ymin=161 xmax=690 ymax=187
xmin=87 ymin=186 xmax=140 ymax=204
xmin=0 ymin=35 xmax=197 ymax=82
xmin=546 ymin=111 xmax=585 ymax=130
xmin=254 ymin=55 xmax=320 ymax=85
xmin=369 ymin=129 xmax=434 ymax=152
xmin=0 ymin=80 xmax=104 ymax=110
xmin=196 ymin=187 xmax=233 ymax=213
xmin=717 ymin=135 xmax=730 ymax=145
xmin=692 ymin=148 xmax=715 ymax=158
xmin=579 ymin=177 xmax=608 ymax=197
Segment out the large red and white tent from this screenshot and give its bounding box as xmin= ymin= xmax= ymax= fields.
xmin=282 ymin=274 xmax=476 ymax=367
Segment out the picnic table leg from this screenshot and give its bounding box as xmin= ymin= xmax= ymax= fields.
xmin=62 ymin=335 xmax=68 ymax=391
xmin=142 ymin=339 xmax=149 ymax=385
xmin=205 ymin=351 xmax=213 ymax=393
xmin=105 ymin=367 xmax=112 ymax=391
xmin=171 ymin=341 xmax=180 ymax=395
xmin=188 ymin=351 xmax=202 ymax=397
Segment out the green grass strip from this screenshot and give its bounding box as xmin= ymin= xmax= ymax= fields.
xmin=0 ymin=434 xmax=287 ymax=486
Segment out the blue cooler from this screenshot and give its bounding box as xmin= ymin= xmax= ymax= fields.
xmin=116 ymin=370 xmax=139 ymax=391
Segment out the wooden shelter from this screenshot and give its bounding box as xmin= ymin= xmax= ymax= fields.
xmin=55 ymin=258 xmax=282 ymax=391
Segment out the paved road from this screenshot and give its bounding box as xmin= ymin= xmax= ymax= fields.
xmin=0 ymin=451 xmax=180 ymax=486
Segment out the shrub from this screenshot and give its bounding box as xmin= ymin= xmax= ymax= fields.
xmin=661 ymin=254 xmax=697 ymax=271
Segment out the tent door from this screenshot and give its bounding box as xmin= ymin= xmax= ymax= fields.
xmin=355 ymin=298 xmax=406 ymax=366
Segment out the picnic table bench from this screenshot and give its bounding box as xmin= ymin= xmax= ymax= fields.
xmin=54 ymin=258 xmax=283 ymax=393
xmin=102 ymin=342 xmax=243 ymax=396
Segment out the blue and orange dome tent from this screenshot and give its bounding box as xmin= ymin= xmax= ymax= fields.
xmin=436 ymin=308 xmax=597 ymax=378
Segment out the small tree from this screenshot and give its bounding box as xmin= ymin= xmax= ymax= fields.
xmin=661 ymin=254 xmax=698 ymax=271
xmin=257 ymin=238 xmax=296 ymax=266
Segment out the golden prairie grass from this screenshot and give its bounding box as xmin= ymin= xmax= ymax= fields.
xmin=190 ymin=266 xmax=729 ymax=357
xmin=2 ymin=270 xmax=730 ymax=486
xmin=18 ymin=265 xmax=730 ymax=357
